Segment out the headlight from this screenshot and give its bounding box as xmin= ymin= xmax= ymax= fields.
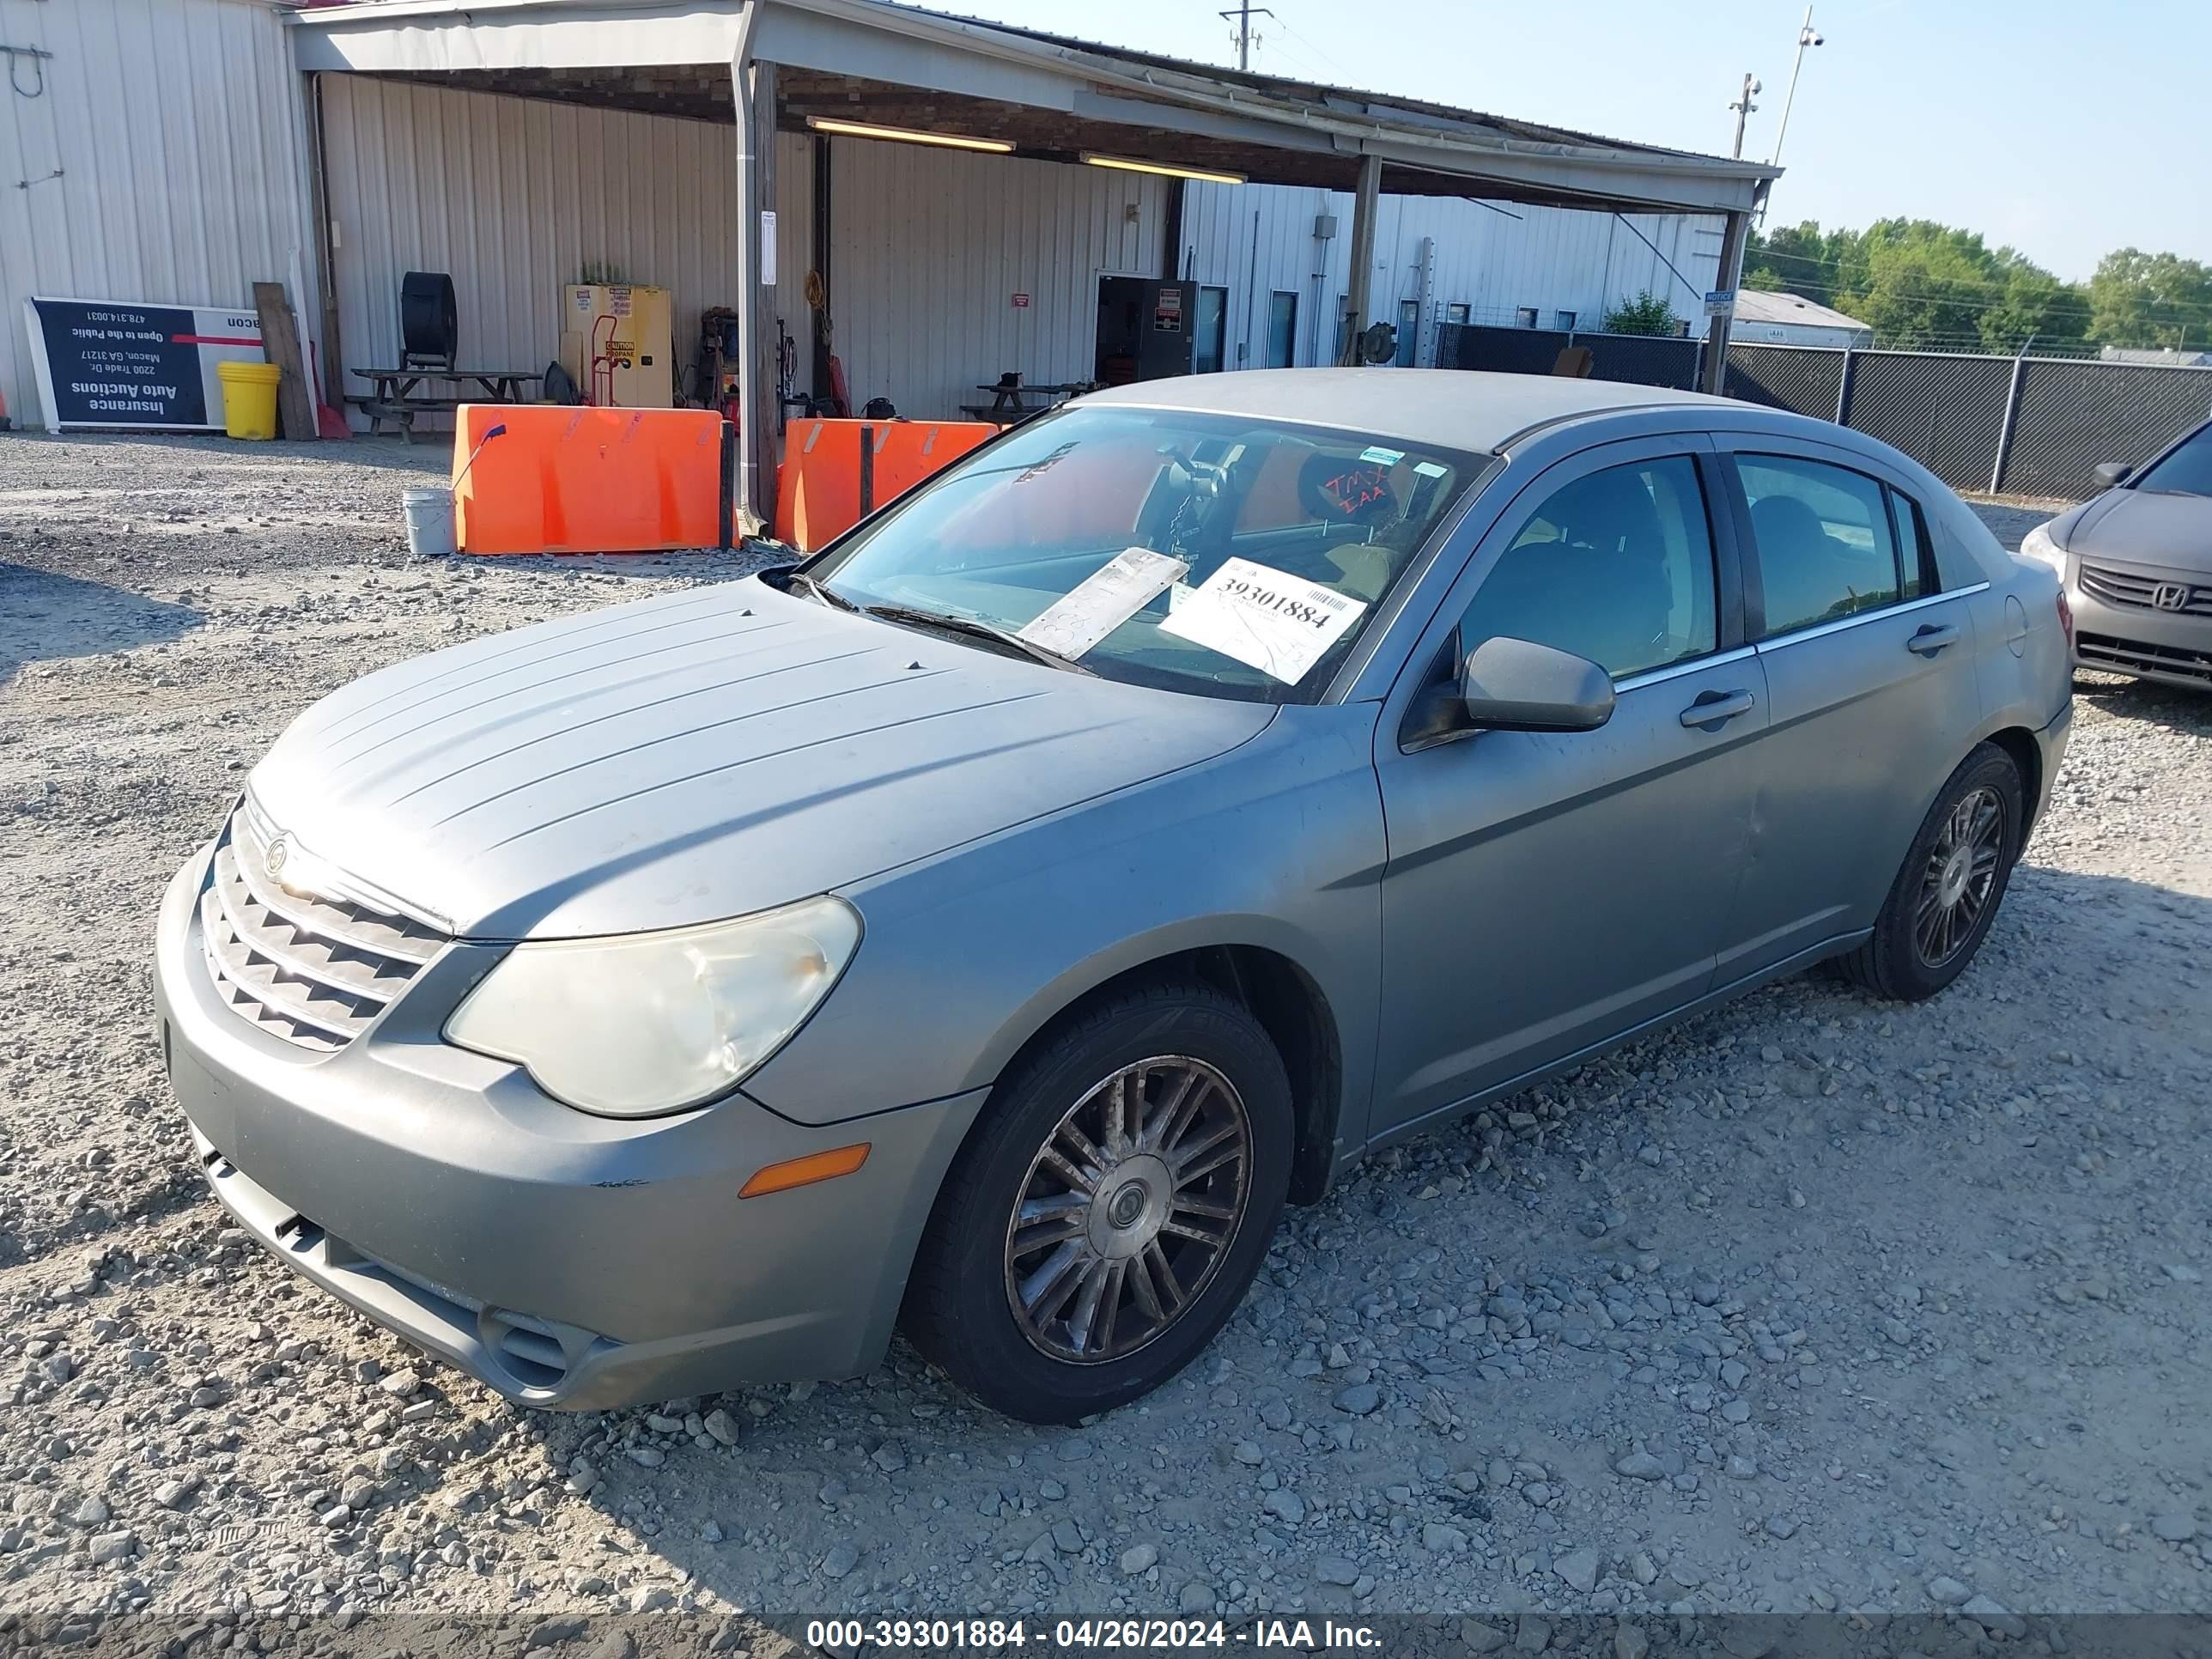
xmin=2018 ymin=522 xmax=2068 ymax=574
xmin=445 ymin=896 xmax=860 ymax=1117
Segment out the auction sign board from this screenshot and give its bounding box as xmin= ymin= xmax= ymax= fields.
xmin=22 ymin=296 xmax=264 ymax=431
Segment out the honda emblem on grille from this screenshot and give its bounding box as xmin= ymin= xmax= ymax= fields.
xmin=2152 ymin=582 xmax=2192 ymax=611
xmin=264 ymin=836 xmax=290 ymax=878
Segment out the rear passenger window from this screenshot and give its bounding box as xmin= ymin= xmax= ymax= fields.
xmin=1462 ymin=456 xmax=1717 ymax=681
xmin=1889 ymin=489 xmax=1929 ymax=599
xmin=1740 ymin=456 xmax=1902 ymax=637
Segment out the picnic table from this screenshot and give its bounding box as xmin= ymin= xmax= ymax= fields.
xmin=347 ymin=366 xmax=544 ymax=441
xmin=957 ymin=380 xmax=1096 ymax=423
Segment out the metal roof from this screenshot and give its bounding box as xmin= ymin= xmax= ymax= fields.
xmin=1731 ymin=289 xmax=1872 ymax=332
xmin=289 ymin=0 xmax=1781 ymax=215
xmin=1079 ymin=368 xmax=1735 ymax=456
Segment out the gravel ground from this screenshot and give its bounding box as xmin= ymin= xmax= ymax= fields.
xmin=3 ymin=434 xmax=2209 ymax=1639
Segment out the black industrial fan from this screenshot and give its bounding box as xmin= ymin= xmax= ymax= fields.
xmin=398 ymin=271 xmax=459 ymax=372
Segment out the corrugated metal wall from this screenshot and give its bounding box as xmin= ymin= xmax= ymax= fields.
xmin=319 ymin=74 xmax=813 ymax=430
xmin=1180 ymin=180 xmax=1724 ymax=368
xmin=0 ymin=0 xmax=315 ymax=428
xmin=826 ymin=137 xmax=1166 ymax=420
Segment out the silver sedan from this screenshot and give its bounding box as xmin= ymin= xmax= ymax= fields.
xmin=154 ymin=370 xmax=2072 ymax=1423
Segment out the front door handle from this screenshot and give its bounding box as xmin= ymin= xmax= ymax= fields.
xmin=1907 ymin=623 xmax=1961 ymax=657
xmin=1680 ymin=688 xmax=1757 ymax=728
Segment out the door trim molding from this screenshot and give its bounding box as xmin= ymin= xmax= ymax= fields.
xmin=1755 ymin=582 xmax=1990 ymax=652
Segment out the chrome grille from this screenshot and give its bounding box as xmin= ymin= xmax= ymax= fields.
xmin=2076 ymin=631 xmax=2212 ymax=685
xmin=2078 ymin=561 xmax=2212 ymax=617
xmin=198 ymin=806 xmax=447 ymax=1053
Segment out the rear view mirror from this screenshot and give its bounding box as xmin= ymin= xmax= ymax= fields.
xmin=1461 ymin=636 xmax=1616 ymax=732
xmin=2094 ymin=462 xmax=2133 ymax=488
xmin=1403 ymin=635 xmax=1615 ymax=749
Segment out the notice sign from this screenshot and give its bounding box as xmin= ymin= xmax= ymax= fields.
xmin=1153 ymin=286 xmax=1183 ymax=333
xmin=1012 ymin=292 xmax=1031 ymax=308
xmin=1159 ymin=556 xmax=1368 ymax=684
xmin=1018 ymin=547 xmax=1188 ymax=659
xmin=1704 ymin=289 xmax=1736 ymax=319
xmin=24 ymin=296 xmax=263 ymax=431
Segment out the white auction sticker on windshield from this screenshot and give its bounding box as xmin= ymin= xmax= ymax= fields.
xmin=1017 ymin=546 xmax=1188 ymax=659
xmin=1158 ymin=556 xmax=1368 ymax=684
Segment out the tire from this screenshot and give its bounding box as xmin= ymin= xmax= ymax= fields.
xmin=901 ymin=979 xmax=1293 ymax=1424
xmin=1833 ymin=743 xmax=2025 ymax=1002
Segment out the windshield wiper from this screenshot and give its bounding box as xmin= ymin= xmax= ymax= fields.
xmin=776 ymin=569 xmax=859 ymax=611
xmin=865 ymin=605 xmax=1095 ymax=675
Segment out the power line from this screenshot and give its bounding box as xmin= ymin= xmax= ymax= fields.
xmin=1746 ymin=245 xmax=2212 ymax=324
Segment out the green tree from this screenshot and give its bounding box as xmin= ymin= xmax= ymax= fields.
xmin=1744 ymin=221 xmax=1854 ymax=308
xmin=2087 ymin=249 xmax=2212 ymax=349
xmin=1601 ymin=290 xmax=1680 ymax=336
xmin=1978 ymin=258 xmax=2090 ymax=355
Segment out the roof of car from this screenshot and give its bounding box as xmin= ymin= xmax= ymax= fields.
xmin=1079 ymin=368 xmax=1736 ymax=456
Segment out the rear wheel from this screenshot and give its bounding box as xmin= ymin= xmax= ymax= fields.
xmin=1834 ymin=743 xmax=2024 ymax=1001
xmin=902 ymin=981 xmax=1292 ymax=1423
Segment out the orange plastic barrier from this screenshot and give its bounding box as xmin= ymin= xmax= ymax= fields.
xmin=452 ymin=404 xmax=728 ymax=556
xmin=773 ymin=418 xmax=996 ymax=552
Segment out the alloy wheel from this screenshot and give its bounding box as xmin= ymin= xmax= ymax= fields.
xmin=1913 ymin=784 xmax=2007 ymax=968
xmin=1002 ymin=1056 xmax=1253 ymax=1365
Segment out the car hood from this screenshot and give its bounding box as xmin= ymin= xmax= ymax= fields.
xmin=2056 ymin=488 xmax=2212 ymax=573
xmin=248 ymin=576 xmax=1274 ymax=939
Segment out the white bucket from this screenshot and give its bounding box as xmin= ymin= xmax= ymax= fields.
xmin=402 ymin=485 xmax=456 ymax=557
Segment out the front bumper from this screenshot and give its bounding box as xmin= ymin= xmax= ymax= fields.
xmin=153 ymin=846 xmax=988 ymax=1409
xmin=2068 ymin=562 xmax=2212 ymax=691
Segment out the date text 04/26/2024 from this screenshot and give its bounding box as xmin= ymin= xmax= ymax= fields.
xmin=804 ymin=1621 xmax=1382 ymax=1650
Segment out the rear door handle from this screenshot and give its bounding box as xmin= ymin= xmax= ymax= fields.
xmin=1907 ymin=623 xmax=1961 ymax=657
xmin=1680 ymin=688 xmax=1757 ymax=728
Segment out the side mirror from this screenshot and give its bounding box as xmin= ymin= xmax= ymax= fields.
xmin=1402 ymin=635 xmax=1615 ymax=750
xmin=2094 ymin=461 xmax=2133 ymax=488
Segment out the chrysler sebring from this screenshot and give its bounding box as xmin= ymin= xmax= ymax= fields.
xmin=154 ymin=370 xmax=2072 ymax=1422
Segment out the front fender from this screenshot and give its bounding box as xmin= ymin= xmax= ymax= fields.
xmin=740 ymin=705 xmax=1388 ymax=1152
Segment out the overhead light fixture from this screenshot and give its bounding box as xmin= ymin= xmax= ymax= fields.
xmin=805 ymin=116 xmax=1012 ymax=154
xmin=1080 ymin=153 xmax=1247 ymax=185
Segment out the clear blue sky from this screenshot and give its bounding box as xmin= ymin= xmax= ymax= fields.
xmin=941 ymin=0 xmax=2209 ymax=283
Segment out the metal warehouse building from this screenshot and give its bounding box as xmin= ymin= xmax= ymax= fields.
xmin=1 ymin=0 xmax=1778 ymax=529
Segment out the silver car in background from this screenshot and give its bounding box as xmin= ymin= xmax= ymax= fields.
xmin=154 ymin=371 xmax=2072 ymax=1424
xmin=2020 ymin=416 xmax=2212 ymax=692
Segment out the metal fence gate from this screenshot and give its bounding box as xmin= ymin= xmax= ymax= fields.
xmin=1434 ymin=321 xmax=2212 ymax=501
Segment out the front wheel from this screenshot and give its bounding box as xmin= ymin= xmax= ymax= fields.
xmin=901 ymin=981 xmax=1292 ymax=1423
xmin=1834 ymin=743 xmax=2025 ymax=1001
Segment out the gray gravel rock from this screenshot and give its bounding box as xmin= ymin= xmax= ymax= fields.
xmin=1 ymin=459 xmax=2206 ymax=1626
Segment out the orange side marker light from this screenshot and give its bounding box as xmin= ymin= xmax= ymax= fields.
xmin=738 ymin=1143 xmax=871 ymax=1199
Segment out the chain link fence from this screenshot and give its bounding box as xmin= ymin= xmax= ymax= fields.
xmin=1431 ymin=322 xmax=2212 ymax=501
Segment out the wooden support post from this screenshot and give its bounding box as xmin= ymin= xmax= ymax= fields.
xmin=731 ymin=26 xmax=778 ymax=538
xmin=1699 ymin=208 xmax=1750 ymax=397
xmin=252 ymin=281 xmax=318 ymax=442
xmin=1342 ymin=154 xmax=1382 ymax=365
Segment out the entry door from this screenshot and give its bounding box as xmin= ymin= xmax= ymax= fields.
xmin=1139 ymin=282 xmax=1198 ymax=380
xmin=1372 ymin=439 xmax=1769 ymax=1133
xmin=1708 ymin=437 xmax=1987 ymax=981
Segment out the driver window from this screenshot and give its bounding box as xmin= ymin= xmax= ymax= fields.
xmin=1738 ymin=454 xmax=1901 ymax=636
xmin=1460 ymin=455 xmax=1718 ymax=681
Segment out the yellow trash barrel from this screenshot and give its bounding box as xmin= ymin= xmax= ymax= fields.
xmin=216 ymin=361 xmax=283 ymax=441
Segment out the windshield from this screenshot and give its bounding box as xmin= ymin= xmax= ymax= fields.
xmin=802 ymin=404 xmax=1480 ymax=702
xmin=2134 ymin=423 xmax=2212 ymax=497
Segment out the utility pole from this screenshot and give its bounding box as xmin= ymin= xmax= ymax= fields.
xmin=1218 ymin=2 xmax=1273 ymax=71
xmin=1769 ymin=7 xmax=1824 ymax=169
xmin=1729 ymin=72 xmax=1761 ymax=160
